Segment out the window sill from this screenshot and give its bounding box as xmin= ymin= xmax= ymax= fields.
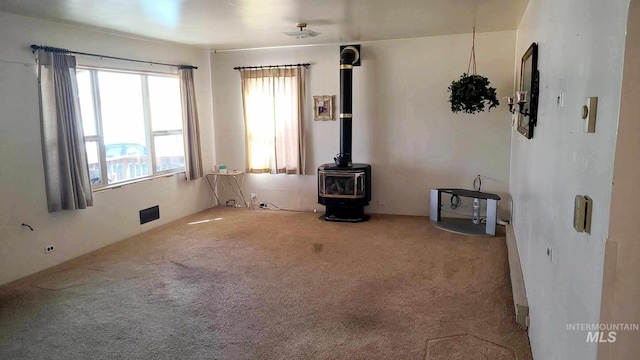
xmin=92 ymin=171 xmax=185 ymax=193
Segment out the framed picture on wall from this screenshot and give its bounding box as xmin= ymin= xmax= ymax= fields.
xmin=313 ymin=95 xmax=335 ymax=121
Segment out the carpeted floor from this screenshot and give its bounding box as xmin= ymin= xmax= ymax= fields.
xmin=0 ymin=208 xmax=531 ymax=360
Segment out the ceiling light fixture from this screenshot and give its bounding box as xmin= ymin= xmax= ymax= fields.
xmin=283 ymin=22 xmax=320 ymax=39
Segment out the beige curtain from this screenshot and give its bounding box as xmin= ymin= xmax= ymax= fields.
xmin=37 ymin=51 xmax=93 ymax=212
xmin=240 ymin=66 xmax=306 ymax=174
xmin=179 ymin=68 xmax=203 ymax=180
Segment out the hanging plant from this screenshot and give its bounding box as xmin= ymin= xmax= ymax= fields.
xmin=448 ymin=73 xmax=499 ymax=114
xmin=447 ymin=28 xmax=500 ymax=114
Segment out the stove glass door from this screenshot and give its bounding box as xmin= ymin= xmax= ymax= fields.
xmin=319 ymin=171 xmax=365 ymax=199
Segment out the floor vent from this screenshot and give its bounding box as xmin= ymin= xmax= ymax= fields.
xmin=140 ymin=205 xmax=160 ymax=225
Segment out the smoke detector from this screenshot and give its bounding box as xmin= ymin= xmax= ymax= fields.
xmin=283 ymin=23 xmax=321 ymax=39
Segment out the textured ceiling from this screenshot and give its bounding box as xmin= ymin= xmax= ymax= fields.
xmin=0 ymin=0 xmax=529 ymax=50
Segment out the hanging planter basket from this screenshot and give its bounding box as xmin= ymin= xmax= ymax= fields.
xmin=447 ymin=28 xmax=500 ymax=114
xmin=448 ymin=73 xmax=499 ymax=114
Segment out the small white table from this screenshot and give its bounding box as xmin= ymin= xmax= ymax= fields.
xmin=205 ymin=170 xmax=247 ymax=207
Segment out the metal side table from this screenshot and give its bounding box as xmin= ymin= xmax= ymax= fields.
xmin=206 ymin=170 xmax=248 ymax=207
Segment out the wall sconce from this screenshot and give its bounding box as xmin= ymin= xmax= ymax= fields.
xmin=507 ymin=91 xmax=532 ymax=117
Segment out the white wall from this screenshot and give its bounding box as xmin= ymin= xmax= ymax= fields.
xmin=0 ymin=11 xmax=215 ymax=285
xmin=211 ymin=31 xmax=516 ymax=218
xmin=511 ymin=0 xmax=629 ymax=359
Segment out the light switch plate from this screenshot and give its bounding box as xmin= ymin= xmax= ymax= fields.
xmin=583 ymin=97 xmax=598 ymax=133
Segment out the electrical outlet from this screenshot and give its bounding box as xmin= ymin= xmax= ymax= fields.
xmin=45 ymin=245 xmax=55 ymax=254
xmin=582 ymin=97 xmax=598 ymax=133
xmin=557 ymin=92 xmax=564 ymax=108
xmin=546 ymin=244 xmax=553 ymax=262
xmin=377 ymin=200 xmax=386 ymax=206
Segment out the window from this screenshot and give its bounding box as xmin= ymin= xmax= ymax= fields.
xmin=76 ymin=68 xmax=185 ymax=188
xmin=239 ymin=67 xmax=306 ymax=174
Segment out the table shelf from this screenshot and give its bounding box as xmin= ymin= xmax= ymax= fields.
xmin=431 ymin=218 xmax=491 ymax=236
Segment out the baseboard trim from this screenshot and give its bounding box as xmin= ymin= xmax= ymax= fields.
xmin=506 ymin=224 xmax=529 ymax=330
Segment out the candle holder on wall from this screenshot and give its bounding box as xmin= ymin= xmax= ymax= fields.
xmin=507 ymin=91 xmax=533 ymax=117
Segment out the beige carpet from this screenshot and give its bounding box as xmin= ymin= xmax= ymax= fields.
xmin=0 ymin=208 xmax=531 ymax=359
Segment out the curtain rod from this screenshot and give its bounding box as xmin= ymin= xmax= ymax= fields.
xmin=30 ymin=45 xmax=197 ymax=70
xmin=233 ymin=63 xmax=310 ymax=70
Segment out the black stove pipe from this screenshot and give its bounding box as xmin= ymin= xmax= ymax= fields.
xmin=335 ymin=46 xmax=359 ymax=167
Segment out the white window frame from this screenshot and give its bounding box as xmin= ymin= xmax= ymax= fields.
xmin=78 ymin=67 xmax=185 ymax=190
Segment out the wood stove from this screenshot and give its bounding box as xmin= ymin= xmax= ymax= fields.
xmin=318 ymin=45 xmax=371 ymax=222
xmin=318 ymin=163 xmax=371 ymax=222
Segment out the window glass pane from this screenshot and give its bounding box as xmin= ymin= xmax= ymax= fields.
xmin=148 ymin=76 xmax=182 ymax=131
xmin=76 ymin=70 xmax=97 ymax=136
xmin=154 ymin=134 xmax=184 ymax=172
xmin=85 ymin=141 xmax=102 ymax=185
xmin=98 ymin=71 xmax=148 ymax=182
xmin=105 ymin=145 xmax=121 ymax=158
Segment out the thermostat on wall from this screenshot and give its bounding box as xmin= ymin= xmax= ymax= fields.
xmin=574 ymin=195 xmax=593 ymax=233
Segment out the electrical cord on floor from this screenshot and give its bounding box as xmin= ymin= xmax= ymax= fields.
xmin=259 ymin=202 xmax=315 ymax=213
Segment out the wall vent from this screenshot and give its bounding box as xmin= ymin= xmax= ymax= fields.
xmin=140 ymin=205 xmax=160 ymax=225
